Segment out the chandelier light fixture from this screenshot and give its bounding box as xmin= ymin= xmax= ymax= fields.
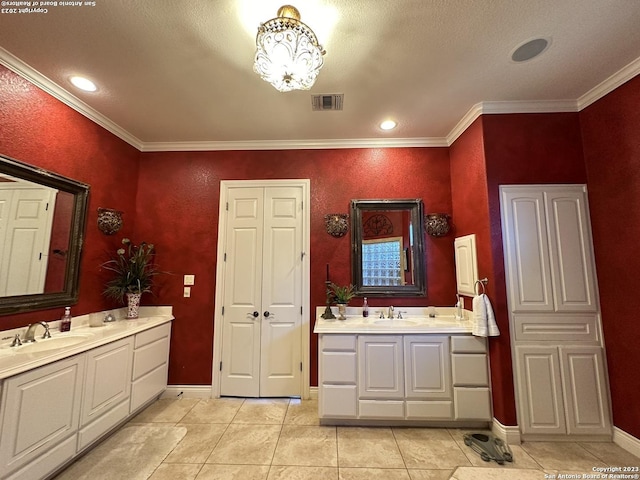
xmin=253 ymin=5 xmax=326 ymax=92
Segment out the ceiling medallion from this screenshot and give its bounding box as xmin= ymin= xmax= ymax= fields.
xmin=254 ymin=5 xmax=326 ymax=92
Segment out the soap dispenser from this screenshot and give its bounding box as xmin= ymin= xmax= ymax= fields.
xmin=362 ymin=297 xmax=369 ymax=317
xmin=60 ymin=306 xmax=72 ymax=332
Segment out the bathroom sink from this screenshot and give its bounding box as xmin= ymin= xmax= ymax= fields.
xmin=373 ymin=319 xmax=418 ymax=327
xmin=16 ymin=334 xmax=93 ymax=353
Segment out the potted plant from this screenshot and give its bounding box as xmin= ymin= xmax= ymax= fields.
xmin=101 ymin=238 xmax=160 ymax=319
xmin=328 ymin=282 xmax=356 ymax=319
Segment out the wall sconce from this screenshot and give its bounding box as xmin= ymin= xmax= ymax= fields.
xmin=425 ymin=213 xmax=451 ymax=237
xmin=324 ymin=213 xmax=349 ymax=238
xmin=97 ymin=208 xmax=123 ymax=235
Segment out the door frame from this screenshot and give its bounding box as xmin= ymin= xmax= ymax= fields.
xmin=211 ymin=179 xmax=311 ymax=399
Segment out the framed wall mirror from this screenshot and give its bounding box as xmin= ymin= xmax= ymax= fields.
xmin=0 ymin=154 xmax=90 ymax=314
xmin=351 ymin=199 xmax=426 ymax=296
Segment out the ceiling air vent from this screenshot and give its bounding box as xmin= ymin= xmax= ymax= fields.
xmin=311 ymin=94 xmax=344 ymax=111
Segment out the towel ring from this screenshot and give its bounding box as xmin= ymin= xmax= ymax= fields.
xmin=474 ymin=278 xmax=488 ymax=295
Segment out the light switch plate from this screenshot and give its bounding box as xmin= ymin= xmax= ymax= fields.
xmin=183 ymin=286 xmax=191 ymax=297
xmin=184 ymin=274 xmax=195 ymax=286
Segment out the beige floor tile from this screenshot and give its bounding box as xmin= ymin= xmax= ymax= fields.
xmin=450 ymin=466 xmax=551 ymax=480
xmin=447 ymin=428 xmax=541 ymax=469
xmin=272 ymin=425 xmax=337 ymax=467
xmin=268 ymin=465 xmax=339 ymax=479
xmin=232 ymin=398 xmax=290 ymax=424
xmin=284 ymin=398 xmax=320 ymax=425
xmin=407 ymin=470 xmax=455 ymax=480
xmin=520 ymin=441 xmax=608 ymax=471
xmin=579 ymin=441 xmax=640 ymax=467
xmin=164 ymin=423 xmax=228 ymax=463
xmin=180 ymin=398 xmax=245 ymax=424
xmin=393 ymin=428 xmax=471 ymax=469
xmin=339 ymin=467 xmax=411 ymax=479
xmin=196 ymin=464 xmax=270 ymax=479
xmin=206 ymin=424 xmax=281 ymax=465
xmin=149 ymin=463 xmax=202 ymax=480
xmin=129 ymin=398 xmax=200 ymax=424
xmin=337 ymin=427 xmax=405 ymax=468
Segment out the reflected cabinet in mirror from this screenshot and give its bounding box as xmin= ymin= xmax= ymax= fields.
xmin=351 ymin=199 xmax=426 ymax=296
xmin=0 ymin=154 xmax=89 ymax=314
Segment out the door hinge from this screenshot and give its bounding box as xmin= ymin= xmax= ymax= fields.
xmin=300 ymin=362 xmax=303 ymax=372
xmin=224 ymin=252 xmax=227 ymax=262
xmin=301 ymin=251 xmax=305 ymax=261
xmin=219 ymin=361 xmax=223 ymax=371
xmin=221 ymin=306 xmax=225 ymax=315
xmin=45 ymin=202 xmax=49 ymax=211
xmin=39 ymin=252 xmax=42 ymax=260
xmin=226 ymin=202 xmax=229 ymax=211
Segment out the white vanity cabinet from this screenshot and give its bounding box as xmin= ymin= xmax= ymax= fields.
xmin=130 ymin=322 xmax=171 ymax=413
xmin=78 ymin=337 xmax=133 ymax=452
xmin=0 ymin=355 xmax=85 ymax=479
xmin=318 ymin=332 xmax=491 ymax=425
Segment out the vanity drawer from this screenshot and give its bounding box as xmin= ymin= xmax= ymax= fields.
xmin=406 ymin=400 xmax=453 ymax=420
xmin=134 ymin=322 xmax=171 ymax=349
xmin=451 ymin=336 xmax=487 ymax=353
xmin=512 ymin=313 xmax=599 ymax=342
xmin=359 ymin=400 xmax=405 ymax=419
xmin=321 ymin=334 xmax=356 ymax=351
xmin=321 ymin=351 xmax=356 ymax=383
xmin=452 ymin=354 xmax=489 ymax=386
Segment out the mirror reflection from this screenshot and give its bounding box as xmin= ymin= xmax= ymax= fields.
xmin=351 ymin=199 xmax=426 ymax=296
xmin=0 ymin=154 xmax=89 ymax=314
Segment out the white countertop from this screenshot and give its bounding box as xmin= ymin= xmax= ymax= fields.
xmin=0 ymin=306 xmax=173 ymax=380
xmin=314 ymin=306 xmax=473 ymax=334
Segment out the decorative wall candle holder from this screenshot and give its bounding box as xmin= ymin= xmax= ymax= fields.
xmin=425 ymin=213 xmax=451 ymax=237
xmin=324 ymin=213 xmax=349 ymax=237
xmin=97 ymin=208 xmax=123 ymax=235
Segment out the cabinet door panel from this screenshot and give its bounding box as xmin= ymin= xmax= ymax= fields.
xmin=358 ymin=336 xmax=404 ymax=399
xmin=454 ymin=387 xmax=491 ymax=420
xmin=404 ymin=336 xmax=451 ymax=399
xmin=545 ymin=189 xmax=598 ymax=312
xmin=516 ymin=346 xmax=566 ymax=435
xmin=320 ymin=385 xmax=357 ymax=418
xmin=501 ymin=189 xmax=554 ymax=312
xmin=560 ymin=346 xmax=611 ymax=435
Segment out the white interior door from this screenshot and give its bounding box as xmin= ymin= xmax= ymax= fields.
xmin=219 ymin=184 xmax=304 ymax=397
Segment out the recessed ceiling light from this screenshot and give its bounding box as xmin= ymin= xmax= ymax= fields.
xmin=511 ymin=38 xmax=550 ymax=62
xmin=380 ymin=120 xmax=397 ymax=130
xmin=70 ymin=76 xmax=97 ymax=92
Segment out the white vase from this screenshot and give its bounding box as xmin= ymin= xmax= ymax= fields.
xmin=126 ymin=292 xmax=141 ymax=319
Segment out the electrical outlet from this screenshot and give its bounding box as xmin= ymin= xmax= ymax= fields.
xmin=183 ymin=286 xmax=191 ymax=297
xmin=184 ymin=274 xmax=195 ymax=286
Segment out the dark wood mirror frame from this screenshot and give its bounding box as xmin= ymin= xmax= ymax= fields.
xmin=351 ymin=199 xmax=426 ymax=297
xmin=0 ymin=154 xmax=90 ymax=315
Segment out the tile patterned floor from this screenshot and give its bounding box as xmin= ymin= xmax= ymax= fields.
xmin=55 ymin=397 xmax=640 ymax=480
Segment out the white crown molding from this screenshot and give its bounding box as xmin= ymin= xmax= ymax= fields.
xmin=0 ymin=47 xmax=144 ymax=151
xmin=140 ymin=137 xmax=449 ymax=152
xmin=2 ymin=45 xmax=638 ymax=152
xmin=578 ymin=56 xmax=640 ymax=111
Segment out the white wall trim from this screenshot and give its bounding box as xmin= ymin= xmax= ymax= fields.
xmin=0 ymin=47 xmax=144 ymax=151
xmin=491 ymin=417 xmax=522 ymax=445
xmin=162 ymin=385 xmax=212 ymax=399
xmin=577 ymin=56 xmax=640 ymax=111
xmin=309 ymin=386 xmax=318 ymax=400
xmin=4 ymin=44 xmax=638 ymax=153
xmin=613 ymin=426 xmax=640 ymax=459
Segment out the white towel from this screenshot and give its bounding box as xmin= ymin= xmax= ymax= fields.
xmin=472 ymin=294 xmax=500 ymax=337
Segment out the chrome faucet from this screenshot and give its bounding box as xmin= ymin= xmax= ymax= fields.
xmin=22 ymin=321 xmax=51 ymax=343
xmin=388 ymin=306 xmax=395 ymax=319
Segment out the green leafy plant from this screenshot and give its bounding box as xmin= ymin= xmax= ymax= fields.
xmin=101 ymin=238 xmax=160 ymax=303
xmin=328 ymin=283 xmax=356 ymax=304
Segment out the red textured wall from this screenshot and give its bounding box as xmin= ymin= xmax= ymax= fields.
xmin=450 ymin=113 xmax=588 ymax=427
xmin=0 ymin=65 xmax=141 ymax=328
xmin=580 ymin=74 xmax=640 ymax=439
xmin=135 ymin=149 xmax=455 ymax=386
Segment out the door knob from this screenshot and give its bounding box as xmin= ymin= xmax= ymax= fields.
xmin=251 ymin=311 xmax=259 ymax=318
xmin=263 ymin=311 xmax=270 ymax=318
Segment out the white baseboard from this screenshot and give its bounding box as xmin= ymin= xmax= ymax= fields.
xmin=309 ymin=386 xmax=318 ymax=400
xmin=162 ymin=385 xmax=212 ymax=399
xmin=613 ymin=427 xmax=640 ymax=458
xmin=491 ymin=417 xmax=521 ymax=445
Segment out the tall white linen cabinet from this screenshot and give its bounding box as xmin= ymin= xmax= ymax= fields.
xmin=500 ymin=185 xmax=612 ymax=440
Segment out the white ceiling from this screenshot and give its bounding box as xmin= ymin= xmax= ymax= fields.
xmin=1 ymin=0 xmax=640 ymax=151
